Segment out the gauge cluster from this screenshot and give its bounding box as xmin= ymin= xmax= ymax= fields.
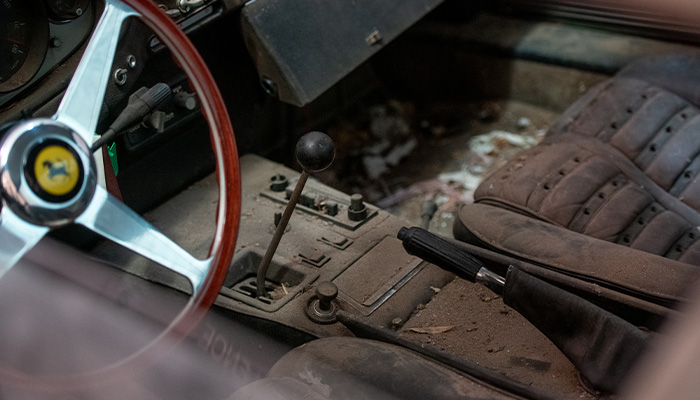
xmin=0 ymin=0 xmax=95 ymax=107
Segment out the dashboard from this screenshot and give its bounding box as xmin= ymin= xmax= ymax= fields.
xmin=0 ymin=0 xmax=95 ymax=107
xmin=0 ymin=0 xmax=238 ymax=113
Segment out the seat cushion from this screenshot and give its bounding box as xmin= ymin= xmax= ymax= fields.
xmin=454 ymin=203 xmax=699 ymax=308
xmin=616 ymin=53 xmax=700 ymax=108
xmin=454 ymin=56 xmax=700 ymax=321
xmin=550 ymin=77 xmax=700 ymax=212
xmin=251 ymin=337 xmax=511 ymax=400
xmin=472 ymin=134 xmax=700 ymax=264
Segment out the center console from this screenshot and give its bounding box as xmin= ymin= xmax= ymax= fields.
xmin=216 ymin=154 xmax=454 ymax=338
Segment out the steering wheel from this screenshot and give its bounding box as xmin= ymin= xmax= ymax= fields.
xmin=0 ymin=0 xmax=240 ymax=390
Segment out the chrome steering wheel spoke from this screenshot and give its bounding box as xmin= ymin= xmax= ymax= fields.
xmin=54 ymin=0 xmax=137 ymax=145
xmin=0 ymin=208 xmax=49 ymax=280
xmin=49 ymin=1 xmax=213 ymax=292
xmin=75 ymin=186 xmax=210 ymax=294
xmin=0 ymin=0 xmax=212 ymax=294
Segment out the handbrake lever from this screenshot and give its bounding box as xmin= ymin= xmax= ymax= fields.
xmin=397 ymin=226 xmax=650 ymax=395
xmin=398 ymin=226 xmax=505 ymax=294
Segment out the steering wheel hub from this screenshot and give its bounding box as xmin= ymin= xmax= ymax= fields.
xmin=0 ymin=118 xmax=96 ymax=227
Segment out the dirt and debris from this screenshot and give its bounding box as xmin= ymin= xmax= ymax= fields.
xmin=399 ymin=279 xmax=596 ymax=400
xmin=468 ymin=130 xmax=540 ymax=155
xmin=478 ymin=293 xmax=500 ymax=303
xmin=320 ymin=99 xmax=558 ymax=236
xmin=517 ymin=117 xmax=531 ymax=130
xmin=409 ymin=326 xmax=455 ymax=334
xmin=312 ymin=97 xmax=590 ymax=399
xmin=269 ymin=283 xmax=293 ymax=301
xmin=487 ymin=345 xmax=506 ymax=354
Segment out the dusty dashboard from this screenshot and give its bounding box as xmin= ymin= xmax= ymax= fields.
xmin=0 ymin=0 xmax=239 ymax=113
xmin=0 ymin=0 xmax=246 ymax=213
xmin=0 ymin=0 xmax=95 ymax=107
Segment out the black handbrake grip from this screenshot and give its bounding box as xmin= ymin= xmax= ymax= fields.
xmin=397 ymin=226 xmax=504 ymax=294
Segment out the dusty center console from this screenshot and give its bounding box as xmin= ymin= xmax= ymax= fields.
xmin=217 ymin=154 xmax=454 ymax=338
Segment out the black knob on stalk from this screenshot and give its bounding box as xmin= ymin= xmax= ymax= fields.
xmin=91 ymin=83 xmax=172 ymax=151
xmin=256 ymin=132 xmax=335 ymax=298
xmin=295 ymin=131 xmax=335 ymax=172
xmin=315 ymin=281 xmax=339 ymax=311
xmin=306 ymin=281 xmax=339 ymax=324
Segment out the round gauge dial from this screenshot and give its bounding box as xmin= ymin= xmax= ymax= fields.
xmin=0 ymin=0 xmax=49 ymax=93
xmin=45 ymin=0 xmax=90 ymax=20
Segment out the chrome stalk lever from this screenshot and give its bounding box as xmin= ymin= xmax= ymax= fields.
xmin=256 ymin=132 xmax=335 ymax=298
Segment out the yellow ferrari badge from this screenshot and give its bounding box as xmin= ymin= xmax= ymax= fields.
xmin=33 ymin=145 xmax=80 ymax=196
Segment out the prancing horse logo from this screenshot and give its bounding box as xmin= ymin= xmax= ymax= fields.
xmin=42 ymin=160 xmax=70 ymax=180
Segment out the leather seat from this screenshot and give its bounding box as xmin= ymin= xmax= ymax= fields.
xmin=454 ymin=55 xmax=700 ymax=327
xmin=228 ymin=337 xmax=511 ymax=400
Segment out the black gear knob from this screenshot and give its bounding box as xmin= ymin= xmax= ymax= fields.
xmin=295 ymin=131 xmax=335 ymax=173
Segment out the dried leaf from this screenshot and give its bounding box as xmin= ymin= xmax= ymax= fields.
xmin=409 ymin=326 xmax=455 ymax=334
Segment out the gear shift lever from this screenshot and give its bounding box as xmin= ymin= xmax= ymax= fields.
xmin=256 ymin=131 xmax=335 ymax=298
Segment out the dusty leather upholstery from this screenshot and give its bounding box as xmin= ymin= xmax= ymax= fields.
xmin=455 ymin=56 xmax=700 ymax=323
xmin=229 ymin=337 xmax=511 ymax=400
